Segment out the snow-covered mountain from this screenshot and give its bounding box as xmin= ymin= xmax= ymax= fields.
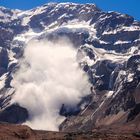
xmin=0 ymin=3 xmax=140 ymax=132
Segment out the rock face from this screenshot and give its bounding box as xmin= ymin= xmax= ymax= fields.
xmin=0 ymin=104 xmax=28 ymax=124
xmin=0 ymin=48 xmax=9 ymax=76
xmin=0 ymin=3 xmax=139 ymax=132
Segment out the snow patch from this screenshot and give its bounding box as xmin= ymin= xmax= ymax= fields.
xmin=106 ymin=91 xmax=114 ymax=98
xmin=0 ymin=73 xmax=7 ymax=90
xmin=127 ymin=73 xmax=134 ymax=82
xmin=114 ymin=40 xmax=131 ymax=45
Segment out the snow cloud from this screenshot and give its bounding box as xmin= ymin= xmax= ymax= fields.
xmin=11 ymin=38 xmax=91 ymax=131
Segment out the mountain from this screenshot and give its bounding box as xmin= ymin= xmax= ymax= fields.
xmin=0 ymin=2 xmax=140 ymax=135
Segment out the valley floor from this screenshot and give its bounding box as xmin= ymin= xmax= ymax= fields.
xmin=0 ymin=123 xmax=139 ymax=140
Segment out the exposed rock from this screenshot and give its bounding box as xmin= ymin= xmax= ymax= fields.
xmin=0 ymin=104 xmax=29 ymax=124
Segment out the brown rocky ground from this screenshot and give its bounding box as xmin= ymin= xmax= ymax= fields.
xmin=0 ymin=123 xmax=139 ymax=140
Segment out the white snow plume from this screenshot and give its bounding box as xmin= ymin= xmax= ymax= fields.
xmin=11 ymin=38 xmax=91 ymax=131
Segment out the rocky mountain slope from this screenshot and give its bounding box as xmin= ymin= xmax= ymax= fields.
xmin=0 ymin=2 xmax=140 ymax=134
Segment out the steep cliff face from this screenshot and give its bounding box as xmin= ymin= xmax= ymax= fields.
xmin=0 ymin=3 xmax=140 ymax=132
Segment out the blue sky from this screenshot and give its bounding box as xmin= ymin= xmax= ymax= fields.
xmin=0 ymin=0 xmax=140 ymax=20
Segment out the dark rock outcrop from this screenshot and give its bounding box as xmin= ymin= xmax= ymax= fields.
xmin=0 ymin=104 xmax=29 ymax=124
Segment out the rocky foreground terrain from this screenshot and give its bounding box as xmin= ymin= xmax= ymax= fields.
xmin=0 ymin=123 xmax=139 ymax=140
xmin=0 ymin=2 xmax=140 ymax=139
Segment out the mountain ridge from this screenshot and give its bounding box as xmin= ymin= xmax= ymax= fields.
xmin=0 ymin=2 xmax=139 ymax=134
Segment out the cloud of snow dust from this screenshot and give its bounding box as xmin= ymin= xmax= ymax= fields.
xmin=11 ymin=38 xmax=91 ymax=131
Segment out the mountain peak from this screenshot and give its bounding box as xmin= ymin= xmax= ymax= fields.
xmin=0 ymin=2 xmax=139 ymax=135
